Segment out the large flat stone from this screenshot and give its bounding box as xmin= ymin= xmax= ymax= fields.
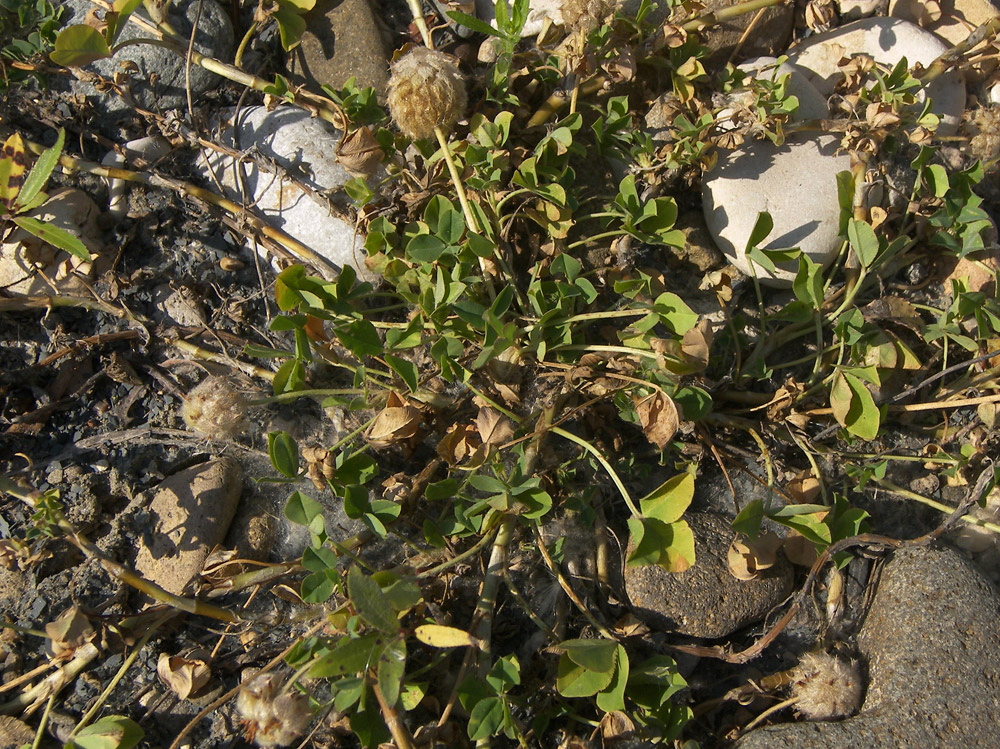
xmin=738 ymin=544 xmax=1000 ymax=747
xmin=134 ymin=458 xmax=242 ymax=596
xmin=785 ymin=17 xmax=966 ymax=135
xmin=286 ymin=0 xmax=390 ymax=99
xmin=702 ymin=135 xmax=851 ymax=286
xmin=625 ymin=512 xmax=794 ymax=638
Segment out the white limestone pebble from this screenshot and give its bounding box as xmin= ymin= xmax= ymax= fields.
xmin=200 ymin=106 xmax=374 ymax=279
xmin=785 ymin=17 xmax=966 ymax=135
xmin=702 ymin=135 xmax=852 ymax=286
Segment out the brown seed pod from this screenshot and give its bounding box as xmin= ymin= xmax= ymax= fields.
xmin=181 ymin=376 xmax=249 ymax=439
xmin=387 ymin=47 xmax=467 ymax=141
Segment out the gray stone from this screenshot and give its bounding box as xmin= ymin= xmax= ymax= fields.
xmin=702 ymin=135 xmax=851 ymax=287
xmin=200 ymin=105 xmax=374 ymax=278
xmin=622 ymin=0 xmax=794 ymax=59
xmin=785 ymin=17 xmax=966 ymax=135
xmin=624 ymin=512 xmax=794 ymax=638
xmin=64 ymin=0 xmax=234 ymax=114
xmin=738 ymin=544 xmax=1000 ymax=747
xmin=134 ymin=458 xmax=242 ymax=596
xmin=286 ymin=0 xmax=390 ymax=99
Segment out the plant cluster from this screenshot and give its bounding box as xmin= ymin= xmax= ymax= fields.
xmin=0 ymin=0 xmax=998 ymax=747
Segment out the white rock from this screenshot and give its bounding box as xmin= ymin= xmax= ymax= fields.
xmin=200 ymin=106 xmax=374 ymax=279
xmin=785 ymin=17 xmax=966 ymax=135
xmin=890 ymin=0 xmax=1000 ymax=46
xmin=702 ymin=135 xmax=851 ymax=287
xmin=104 ymin=136 xmax=172 ymax=220
xmin=989 ymin=81 xmax=1000 ymax=105
xmin=474 ymin=0 xmax=563 ymax=36
xmin=736 ymin=57 xmax=831 ymax=121
xmin=0 ymin=188 xmax=106 ymax=295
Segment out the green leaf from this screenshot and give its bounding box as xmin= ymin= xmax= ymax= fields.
xmin=793 ymin=253 xmax=825 ymax=309
xmin=556 ymin=652 xmax=615 ymax=697
xmin=17 ymin=128 xmax=63 ymax=210
xmin=302 ymin=545 xmax=338 ymax=572
xmin=309 ymin=633 xmax=384 ymax=677
xmin=268 ymin=430 xmax=299 ymax=478
xmin=11 ymin=216 xmax=91 ymax=261
xmin=301 ymin=570 xmax=337 ymax=602
xmin=349 ymin=700 xmax=391 ymax=748
xmin=72 ymin=716 xmax=143 ymax=749
xmin=769 ymin=504 xmax=832 ymax=546
xmin=836 ymin=170 xmax=854 ymax=235
xmin=847 ymin=219 xmax=879 ymax=269
xmin=745 ymin=211 xmax=773 ymax=251
xmin=347 ymin=565 xmax=399 ymax=633
xmin=626 ymin=517 xmax=696 ymax=572
xmin=559 ymin=639 xmax=617 ymax=673
xmin=486 ymin=655 xmax=521 ymax=692
xmin=272 ymin=358 xmax=305 ymax=394
xmin=377 ymin=638 xmax=407 ymax=707
xmin=596 ymin=646 xmax=629 ymax=713
xmin=830 ymin=370 xmax=880 ymax=440
xmin=639 ymin=472 xmax=694 ymax=524
xmin=406 ymin=233 xmax=450 ymax=263
xmin=468 ymin=696 xmax=505 ymax=740
xmin=731 ymin=499 xmax=764 ymax=538
xmin=335 ymin=319 xmax=383 ymax=357
xmin=385 ymin=354 xmax=418 ymax=392
xmin=447 ymin=9 xmax=501 ymax=37
xmin=653 ymin=292 xmax=698 ymax=335
xmin=274 ymin=4 xmax=307 ymax=51
xmin=50 ymin=24 xmax=111 ymax=66
xmin=926 ymin=163 xmax=950 ymax=198
xmin=284 ymin=490 xmax=324 ymax=528
xmin=335 ymin=452 xmax=378 ymax=485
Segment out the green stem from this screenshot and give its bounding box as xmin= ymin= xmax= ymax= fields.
xmin=566 ymin=230 xmax=627 ymax=250
xmin=875 ymin=478 xmax=1000 ymax=535
xmin=233 ymin=19 xmax=257 ymax=70
xmin=551 ymin=426 xmax=640 ymax=518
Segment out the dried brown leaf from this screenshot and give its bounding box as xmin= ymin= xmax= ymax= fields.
xmin=366 ymin=392 xmax=422 ymax=448
xmin=157 ymin=651 xmax=211 ymax=700
xmin=726 ymin=532 xmax=783 ymax=580
xmin=635 ymin=392 xmax=679 ymax=450
xmin=437 ymin=424 xmax=482 ymax=465
xmin=783 ymin=531 xmax=818 ymax=567
xmin=600 ymin=710 xmax=636 ymax=739
xmin=337 ymin=126 xmax=384 ymax=178
xmin=681 ymin=318 xmax=714 ymax=371
xmin=45 ymin=607 xmax=94 ymax=660
xmin=476 ymin=407 xmax=515 ymax=446
xmin=786 ymin=470 xmax=822 ymax=504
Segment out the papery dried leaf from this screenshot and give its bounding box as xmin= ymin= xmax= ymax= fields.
xmin=366 ymin=392 xmax=422 ymax=448
xmin=865 ymin=103 xmax=901 ymax=129
xmin=600 ymin=710 xmax=636 ymax=739
xmin=681 ymin=318 xmax=714 ymax=370
xmin=726 ymin=532 xmax=783 ymax=580
xmin=157 ymin=652 xmax=211 ymax=700
xmin=337 ymin=126 xmax=384 ymax=178
xmin=805 ymin=0 xmax=837 ymax=32
xmin=786 ymin=470 xmax=822 ymax=504
xmin=635 ymin=392 xmax=680 ymax=450
xmin=45 ymin=607 xmax=94 ymax=659
xmin=612 ymin=613 xmax=649 ymax=637
xmin=783 ymin=531 xmax=818 ymax=567
xmin=476 ymin=408 xmax=515 ymax=446
xmin=437 ymin=424 xmax=482 ymax=465
xmin=659 ymin=24 xmax=687 ymax=49
xmin=604 ymin=48 xmax=636 ymax=83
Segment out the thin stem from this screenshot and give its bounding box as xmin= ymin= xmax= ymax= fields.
xmin=551 ymin=426 xmax=640 ymax=518
xmin=874 ymin=479 xmax=1000 ymax=535
xmin=405 ymin=0 xmax=434 ymax=49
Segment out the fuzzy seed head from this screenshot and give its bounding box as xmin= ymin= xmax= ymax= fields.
xmin=181 ymin=376 xmax=249 ymax=439
xmin=236 ymin=675 xmax=312 ymax=747
xmin=387 ymin=47 xmax=467 ymax=141
xmin=791 ymin=652 xmax=863 ymax=720
xmin=562 ymin=0 xmax=617 ymax=33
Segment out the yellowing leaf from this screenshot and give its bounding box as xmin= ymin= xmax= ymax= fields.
xmin=830 ymin=370 xmax=880 ymax=440
xmin=414 ymin=624 xmax=482 ymax=649
xmin=639 ymin=472 xmax=694 ymax=524
xmin=0 ymin=133 xmax=26 ymax=209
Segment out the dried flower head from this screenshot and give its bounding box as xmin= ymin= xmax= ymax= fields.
xmin=181 ymin=376 xmax=249 ymax=439
xmin=967 ymin=105 xmax=1000 ymax=163
xmin=236 ymin=674 xmax=312 ymax=747
xmin=791 ymin=652 xmax=863 ymax=720
xmin=387 ymin=47 xmax=467 ymax=141
xmin=561 ymin=0 xmax=617 ymax=34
